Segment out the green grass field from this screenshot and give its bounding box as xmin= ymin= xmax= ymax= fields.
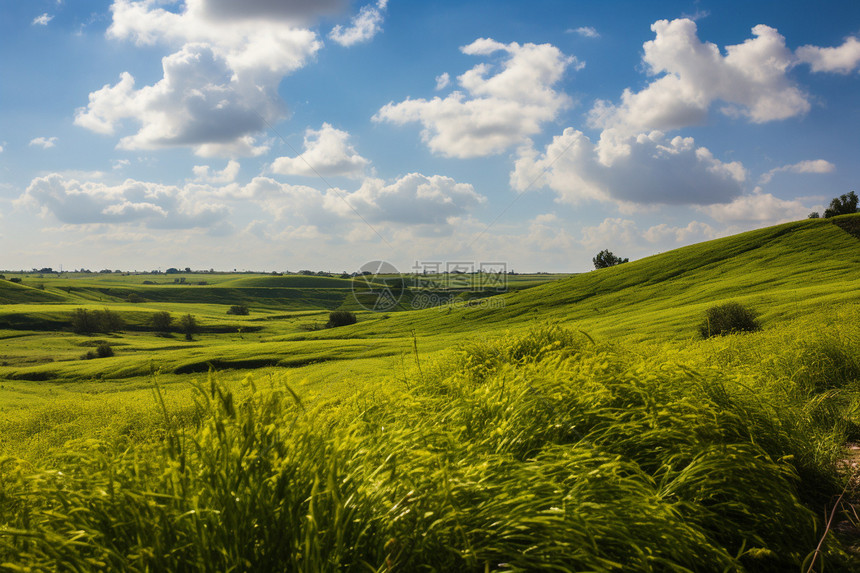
xmin=1 ymin=214 xmax=859 ymax=571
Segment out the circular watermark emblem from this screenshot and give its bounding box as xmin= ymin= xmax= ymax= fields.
xmin=351 ymin=260 xmax=405 ymax=312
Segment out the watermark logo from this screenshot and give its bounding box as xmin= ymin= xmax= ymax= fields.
xmin=351 ymin=260 xmax=509 ymax=312
xmin=350 ymin=260 xmax=405 ymax=312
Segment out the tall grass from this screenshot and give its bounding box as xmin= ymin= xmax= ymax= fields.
xmin=2 ymin=322 xmax=858 ymax=571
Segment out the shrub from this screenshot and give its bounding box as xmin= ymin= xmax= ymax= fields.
xmin=9 ymin=277 xmax=21 ymax=283
xmin=126 ymin=293 xmax=144 ymax=303
xmin=699 ymin=302 xmax=762 ymax=338
xmin=96 ymin=342 xmax=114 ymax=358
xmin=327 ymin=310 xmax=357 ymax=328
xmin=81 ymin=342 xmax=113 ymax=360
xmin=226 ymin=305 xmax=249 ymax=316
xmin=71 ymin=308 xmax=98 ymax=335
xmin=151 ymin=311 xmax=173 ymax=334
xmin=97 ymin=308 xmax=124 ymax=332
xmin=178 ymin=314 xmax=198 ymax=341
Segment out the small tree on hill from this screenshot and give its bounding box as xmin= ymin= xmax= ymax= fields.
xmin=227 ymin=305 xmax=249 ymax=315
xmin=823 ymin=191 xmax=859 ymax=218
xmin=178 ymin=314 xmax=198 ymax=341
xmin=593 ymin=250 xmax=629 ymax=269
xmin=71 ymin=308 xmax=98 ymax=334
xmin=152 ymin=311 xmax=173 ymax=334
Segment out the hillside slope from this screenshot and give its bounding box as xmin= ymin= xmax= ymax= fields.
xmin=343 ymin=215 xmax=860 ymax=342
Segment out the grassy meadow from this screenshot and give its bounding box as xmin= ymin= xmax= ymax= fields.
xmin=1 ymin=214 xmax=860 ymax=571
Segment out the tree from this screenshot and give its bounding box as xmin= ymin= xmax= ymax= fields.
xmin=808 ymin=212 xmax=820 ymax=219
xmin=226 ymin=305 xmax=249 ymax=315
xmin=593 ymin=250 xmax=629 ymax=269
xmin=71 ymin=308 xmax=98 ymax=334
xmin=823 ymin=191 xmax=859 ymax=218
xmin=178 ymin=314 xmax=198 ymax=341
xmin=151 ymin=311 xmax=173 ymax=334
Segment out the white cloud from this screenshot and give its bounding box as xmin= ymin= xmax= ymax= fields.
xmin=189 ymin=0 xmax=346 ymax=23
xmin=75 ymin=0 xmax=327 ymax=157
xmin=112 ymin=159 xmax=131 ymax=170
xmin=642 ymin=221 xmax=719 ymax=244
xmin=329 ymin=173 xmax=486 ymax=225
xmin=569 ymin=26 xmax=600 ymax=39
xmin=703 ymin=190 xmax=810 ymax=224
xmin=797 ymin=37 xmax=860 ymax=74
xmin=29 ymin=137 xmax=58 ymax=149
xmin=579 ymin=217 xmax=721 ymax=259
xmin=374 ymin=38 xmax=576 ymax=158
xmin=32 ymin=13 xmax=53 ymax=26
xmin=193 ymin=159 xmax=240 ymax=183
xmin=435 ymin=72 xmax=450 ymax=91
xmin=511 ymin=128 xmax=745 ymax=207
xmin=580 ymin=218 xmax=641 ymax=250
xmin=270 ymin=123 xmax=370 ymax=179
xmin=198 ymin=171 xmax=485 ymax=230
xmin=329 ymin=0 xmax=387 ymax=47
xmin=589 ymin=19 xmax=809 ymax=165
xmin=760 ymin=159 xmax=835 ymax=184
xmin=19 ymin=173 xmax=229 ymax=229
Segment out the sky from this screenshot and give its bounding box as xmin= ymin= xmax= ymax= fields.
xmin=1 ymin=0 xmax=859 ymax=274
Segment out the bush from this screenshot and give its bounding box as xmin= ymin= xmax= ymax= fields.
xmin=151 ymin=311 xmax=173 ymax=334
xmin=9 ymin=277 xmax=21 ymax=284
xmin=226 ymin=305 xmax=249 ymax=316
xmin=98 ymin=308 xmax=124 ymax=332
xmin=81 ymin=342 xmax=113 ymax=360
xmin=126 ymin=293 xmax=144 ymax=303
xmin=71 ymin=308 xmax=98 ymax=335
xmin=178 ymin=314 xmax=198 ymax=341
xmin=327 ymin=310 xmax=357 ymax=328
xmin=698 ymin=302 xmax=762 ymax=338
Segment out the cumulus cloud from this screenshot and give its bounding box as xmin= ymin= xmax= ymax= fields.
xmin=75 ymin=0 xmax=327 ymax=157
xmin=796 ymin=37 xmax=860 ymax=74
xmin=760 ymin=159 xmax=835 ymax=184
xmin=589 ymin=19 xmax=809 ymax=164
xmin=190 ymin=0 xmax=346 ymax=23
xmin=374 ymin=38 xmax=576 ymax=158
xmin=642 ymin=220 xmax=719 ymax=244
xmin=193 ymin=159 xmax=240 ymax=183
xmin=270 ymin=123 xmax=370 ymax=179
xmin=511 ymin=128 xmax=745 ymax=207
xmin=329 ymin=0 xmax=387 ymax=47
xmin=435 ymin=72 xmax=450 ymax=91
xmin=580 ymin=217 xmax=720 ymax=255
xmin=198 ymin=171 xmax=485 ymax=230
xmin=19 ymin=173 xmax=229 ymax=229
xmin=703 ymin=190 xmax=810 ymax=224
xmin=29 ymin=137 xmax=58 ymax=149
xmin=330 ymin=173 xmax=486 ymax=225
xmin=32 ymin=13 xmax=53 ymax=26
xmin=569 ymin=26 xmax=600 ymax=39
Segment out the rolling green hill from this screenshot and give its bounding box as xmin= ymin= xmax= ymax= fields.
xmin=344 ymin=214 xmax=860 ymax=342
xmin=2 ymin=215 xmax=860 ymax=571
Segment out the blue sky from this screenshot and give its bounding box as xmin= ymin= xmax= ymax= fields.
xmin=1 ymin=0 xmax=858 ymax=273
